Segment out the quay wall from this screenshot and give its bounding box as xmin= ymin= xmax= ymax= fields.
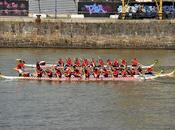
xmin=0 ymin=18 xmax=175 ymax=49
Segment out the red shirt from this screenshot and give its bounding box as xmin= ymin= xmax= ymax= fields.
xmin=113 ymin=59 xmax=119 ymax=66
xmin=131 ymin=58 xmax=138 ymax=66
xmin=16 ymin=63 xmax=24 ymax=69
xmin=121 ymin=59 xmax=127 ymax=66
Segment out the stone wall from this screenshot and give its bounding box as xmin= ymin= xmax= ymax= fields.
xmin=0 ymin=18 xmax=175 ymax=49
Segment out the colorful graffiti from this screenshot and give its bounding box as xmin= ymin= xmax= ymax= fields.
xmin=82 ymin=3 xmax=113 ymax=14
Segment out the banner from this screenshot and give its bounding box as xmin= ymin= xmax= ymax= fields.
xmin=0 ymin=0 xmax=28 ymax=16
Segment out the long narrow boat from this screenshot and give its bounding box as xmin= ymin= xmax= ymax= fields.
xmin=0 ymin=69 xmax=174 ymax=82
xmin=24 ymin=60 xmax=158 ymax=69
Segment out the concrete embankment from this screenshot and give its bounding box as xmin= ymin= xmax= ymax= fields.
xmin=0 ymin=17 xmax=175 ymax=49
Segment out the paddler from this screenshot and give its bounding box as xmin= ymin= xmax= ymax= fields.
xmin=55 ymin=67 xmax=62 ymax=78
xmin=73 ymin=68 xmax=81 ymax=78
xmin=107 ymin=59 xmax=113 ymax=66
xmin=145 ymin=67 xmax=154 ymax=75
xmin=57 ymin=58 xmax=64 ymax=67
xmin=84 ymin=68 xmax=91 ymax=78
xmin=93 ymin=68 xmax=100 ymax=78
xmin=103 ymin=68 xmax=109 ymax=78
xmin=90 ymin=58 xmax=96 ymax=67
xmin=82 ymin=58 xmax=89 ymax=67
xmin=74 ymin=58 xmax=81 ymax=67
xmin=113 ymin=68 xmax=119 ymax=77
xmin=66 ymin=57 xmax=72 ymax=67
xmin=98 ymin=59 xmax=104 ymax=67
xmin=121 ymin=69 xmax=127 ymax=77
xmin=121 ymin=59 xmax=127 ymax=68
xmin=113 ymin=58 xmax=119 ymax=67
xmin=15 ymin=59 xmax=25 ymax=76
xmin=64 ymin=67 xmax=72 ymax=78
xmin=36 ymin=61 xmax=44 ymax=78
xmin=131 ymin=58 xmax=139 ymax=67
xmin=45 ymin=69 xmax=53 ymax=78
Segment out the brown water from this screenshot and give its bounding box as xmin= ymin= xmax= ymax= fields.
xmin=0 ymin=48 xmax=175 ymax=130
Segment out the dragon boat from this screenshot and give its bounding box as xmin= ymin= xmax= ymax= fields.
xmin=0 ymin=69 xmax=174 ymax=82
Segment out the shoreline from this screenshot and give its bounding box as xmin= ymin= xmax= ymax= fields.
xmin=0 ymin=17 xmax=175 ymax=49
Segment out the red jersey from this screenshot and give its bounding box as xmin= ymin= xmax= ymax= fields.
xmin=58 ymin=59 xmax=64 ymax=66
xmin=107 ymin=59 xmax=112 ymax=66
xmin=98 ymin=59 xmax=104 ymax=67
xmin=121 ymin=59 xmax=127 ymax=66
xmin=74 ymin=59 xmax=81 ymax=67
xmin=66 ymin=58 xmax=72 ymax=66
xmin=16 ymin=63 xmax=24 ymax=69
xmin=131 ymin=58 xmax=138 ymax=66
xmin=113 ymin=59 xmax=119 ymax=67
xmin=121 ymin=70 xmax=127 ymax=77
xmin=113 ymin=69 xmax=119 ymax=77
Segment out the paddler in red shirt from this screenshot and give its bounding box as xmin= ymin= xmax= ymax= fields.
xmin=64 ymin=67 xmax=72 ymax=78
xmin=57 ymin=58 xmax=64 ymax=67
xmin=107 ymin=59 xmax=113 ymax=66
xmin=74 ymin=58 xmax=81 ymax=67
xmin=15 ymin=59 xmax=25 ymax=76
xmin=121 ymin=59 xmax=127 ymax=68
xmin=98 ymin=59 xmax=104 ymax=67
xmin=103 ymin=68 xmax=109 ymax=78
xmin=73 ymin=68 xmax=81 ymax=78
xmin=36 ymin=62 xmax=45 ymax=77
xmin=66 ymin=58 xmax=72 ymax=67
xmin=90 ymin=58 xmax=96 ymax=67
xmin=113 ymin=68 xmax=119 ymax=78
xmin=84 ymin=68 xmax=91 ymax=78
xmin=145 ymin=67 xmax=154 ymax=75
xmin=45 ymin=69 xmax=53 ymax=78
xmin=131 ymin=58 xmax=139 ymax=67
xmin=82 ymin=58 xmax=89 ymax=67
xmin=121 ymin=69 xmax=127 ymax=77
xmin=93 ymin=68 xmax=100 ymax=78
xmin=55 ymin=67 xmax=62 ymax=78
xmin=113 ymin=58 xmax=119 ymax=67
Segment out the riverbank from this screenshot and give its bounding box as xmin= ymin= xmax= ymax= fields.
xmin=0 ymin=17 xmax=175 ymax=49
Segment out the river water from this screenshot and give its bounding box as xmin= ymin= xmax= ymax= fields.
xmin=0 ymin=48 xmax=175 ymax=130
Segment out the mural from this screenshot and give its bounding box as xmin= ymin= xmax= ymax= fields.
xmin=78 ymin=2 xmax=116 ymax=17
xmin=0 ymin=0 xmax=28 ymax=16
